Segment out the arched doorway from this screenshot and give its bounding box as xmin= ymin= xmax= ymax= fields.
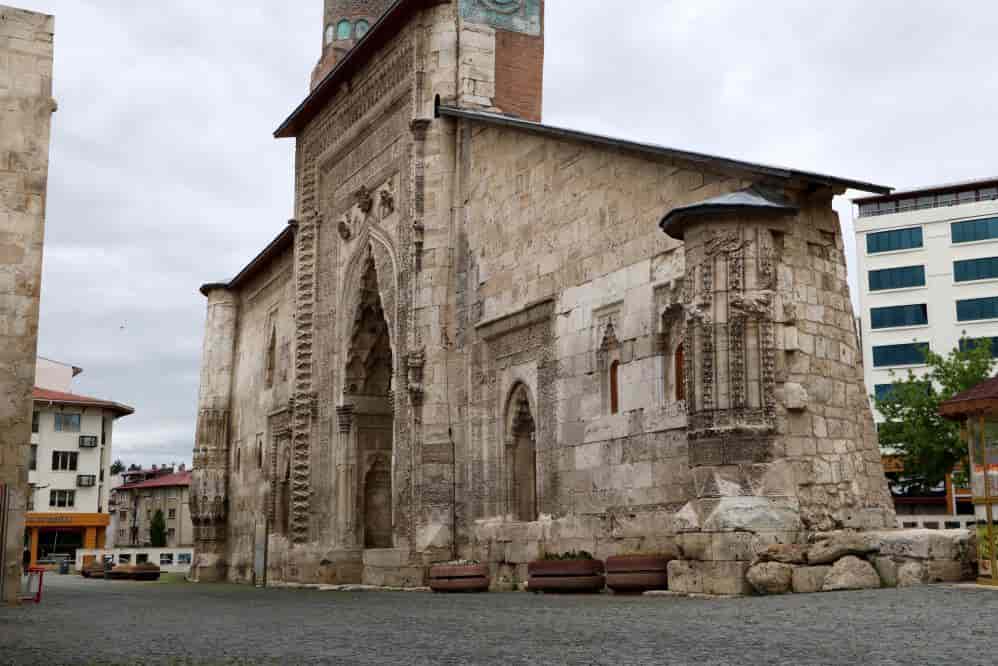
xmin=344 ymin=253 xmax=394 ymax=549
xmin=505 ymin=384 xmax=537 ymax=522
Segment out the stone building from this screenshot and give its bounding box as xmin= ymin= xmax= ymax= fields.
xmin=192 ymin=0 xmax=897 ymax=592
xmin=0 ymin=5 xmax=55 ymax=604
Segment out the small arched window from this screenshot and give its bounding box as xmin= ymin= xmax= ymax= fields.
xmin=234 ymin=446 xmax=241 ymax=474
xmin=675 ymin=342 xmax=685 ymax=402
xmin=610 ymin=360 xmax=621 ymax=415
xmin=324 ymin=24 xmax=335 ymax=45
xmin=265 ymin=327 xmax=277 ymax=388
xmin=355 ymin=20 xmax=370 ymax=40
xmin=336 ymin=20 xmax=352 ymax=40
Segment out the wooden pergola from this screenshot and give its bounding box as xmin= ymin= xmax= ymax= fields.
xmin=940 ymin=376 xmax=998 ymax=585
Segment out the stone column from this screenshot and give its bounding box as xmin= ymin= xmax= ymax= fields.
xmin=191 ymin=285 xmax=238 ymax=582
xmin=0 ymin=7 xmax=55 ymax=605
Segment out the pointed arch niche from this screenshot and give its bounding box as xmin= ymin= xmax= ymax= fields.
xmin=338 ymin=244 xmax=397 ymax=550
xmin=504 ymin=383 xmax=537 ymax=522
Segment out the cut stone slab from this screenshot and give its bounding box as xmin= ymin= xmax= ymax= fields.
xmin=747 ymin=562 xmax=794 ymax=595
xmin=864 ymin=529 xmax=969 ymax=561
xmin=872 ymin=557 xmax=898 ymax=588
xmin=897 ymin=561 xmax=927 ymax=588
xmin=808 ymin=535 xmax=877 ymax=565
xmin=927 ymin=560 xmax=966 ymax=583
xmin=822 ymin=556 xmax=881 ymax=592
xmin=700 ymin=497 xmax=803 ymax=532
xmin=755 ymin=544 xmax=808 ymax=565
xmin=792 ymin=566 xmax=832 ymax=594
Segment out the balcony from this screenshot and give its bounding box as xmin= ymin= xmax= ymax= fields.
xmin=77 ymin=475 xmax=97 ymax=488
xmin=79 ymin=435 xmax=99 ymax=449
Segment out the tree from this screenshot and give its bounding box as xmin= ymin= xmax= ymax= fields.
xmin=875 ymin=338 xmax=997 ymax=489
xmin=150 ymin=509 xmax=167 ymax=547
xmin=110 ymin=459 xmax=125 ymax=475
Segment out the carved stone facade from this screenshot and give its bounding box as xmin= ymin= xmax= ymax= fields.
xmin=193 ymin=0 xmax=895 ymax=592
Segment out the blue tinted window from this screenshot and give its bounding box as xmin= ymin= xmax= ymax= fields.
xmin=952 ymin=218 xmax=998 ymax=243
xmin=957 ymin=297 xmax=998 ymax=322
xmin=954 ymin=257 xmax=998 ymax=282
xmin=355 ymin=19 xmax=370 ymax=39
xmin=873 ymin=343 xmax=930 ymax=367
xmin=336 ymin=20 xmax=352 ymax=40
xmin=868 ymin=265 xmax=925 ymax=291
xmin=867 ymin=227 xmax=923 ymax=254
xmin=960 ymin=337 xmax=998 ymax=358
xmin=870 ymin=304 xmax=928 ymax=329
xmin=874 ymin=384 xmax=895 ymax=400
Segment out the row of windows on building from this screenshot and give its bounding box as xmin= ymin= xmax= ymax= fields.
xmin=871 ymin=337 xmax=998 ymax=369
xmin=32 ymin=411 xmax=82 ymax=433
xmin=324 ymin=19 xmax=370 ymax=45
xmin=29 ymin=448 xmax=103 ymax=473
xmin=869 ymin=257 xmax=998 ymax=293
xmin=858 ymin=187 xmax=998 ymax=218
xmin=866 ymin=217 xmax=998 ymax=255
xmin=119 ymin=508 xmax=178 ymax=521
xmin=101 ymin=552 xmax=190 ymax=566
xmin=870 ymin=297 xmax=998 ymax=330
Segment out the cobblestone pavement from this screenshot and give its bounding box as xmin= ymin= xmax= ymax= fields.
xmin=1 ymin=575 xmax=996 ymax=665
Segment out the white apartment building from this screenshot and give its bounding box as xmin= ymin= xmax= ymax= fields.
xmin=854 ymin=178 xmax=998 ymax=523
xmin=855 ymin=178 xmax=998 ymax=411
xmin=26 ymin=358 xmax=133 ymax=566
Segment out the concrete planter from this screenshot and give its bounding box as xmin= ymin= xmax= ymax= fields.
xmin=605 ymin=555 xmax=670 ymax=594
xmin=527 ymin=559 xmax=605 ymax=593
xmin=429 ymin=564 xmax=490 ymax=593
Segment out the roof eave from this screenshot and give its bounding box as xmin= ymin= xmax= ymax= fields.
xmin=200 ymin=222 xmax=296 ymax=297
xmin=436 ymin=105 xmax=892 ymax=196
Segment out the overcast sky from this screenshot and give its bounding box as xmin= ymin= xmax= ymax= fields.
xmin=15 ymin=0 xmax=998 ymax=467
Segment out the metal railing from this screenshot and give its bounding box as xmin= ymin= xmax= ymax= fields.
xmin=860 ymin=190 xmax=998 ymax=218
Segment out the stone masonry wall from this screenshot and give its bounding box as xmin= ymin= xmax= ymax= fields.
xmin=455 ymin=122 xmax=769 ymax=582
xmin=0 ymin=5 xmax=54 ymax=604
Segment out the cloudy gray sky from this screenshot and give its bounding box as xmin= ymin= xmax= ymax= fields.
xmin=16 ymin=0 xmax=998 ymax=467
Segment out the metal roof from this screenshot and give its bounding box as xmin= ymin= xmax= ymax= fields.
xmin=854 ymin=176 xmax=998 ymax=204
xmin=436 ymin=105 xmax=892 ymax=196
xmin=659 ymin=187 xmax=798 ymax=239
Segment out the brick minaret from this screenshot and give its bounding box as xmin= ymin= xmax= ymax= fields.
xmin=311 ymin=0 xmax=394 ymax=90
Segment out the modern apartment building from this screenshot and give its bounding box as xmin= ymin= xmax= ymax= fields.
xmin=854 ymin=178 xmax=998 ymax=521
xmin=25 ymin=359 xmax=134 ymax=567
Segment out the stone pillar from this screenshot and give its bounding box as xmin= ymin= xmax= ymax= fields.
xmin=0 ymin=7 xmax=55 ymax=605
xmin=191 ymin=285 xmax=238 ymax=582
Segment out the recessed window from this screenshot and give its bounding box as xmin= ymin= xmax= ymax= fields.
xmin=168 ymin=508 xmax=176 ymax=520
xmin=871 ymin=304 xmax=928 ymax=329
xmin=873 ymin=343 xmax=930 ymax=368
xmin=674 ymin=343 xmax=685 ymax=403
xmin=29 ymin=445 xmax=37 ymax=471
xmin=265 ymin=327 xmax=277 ymax=388
xmin=136 ymin=554 xmax=148 ymax=564
xmin=952 ymin=218 xmax=998 ymax=244
xmin=32 ymin=411 xmax=39 ymax=433
xmin=355 ymin=19 xmax=370 ymax=39
xmin=867 ymin=227 xmax=923 ymax=254
xmin=161 ymin=553 xmax=174 ymax=566
xmin=324 ymin=24 xmax=335 ymax=45
xmin=178 ymin=553 xmax=192 ymax=565
xmin=609 ymin=360 xmax=621 ymax=415
xmin=954 ymin=257 xmax=998 ymax=282
xmin=960 ymin=337 xmax=998 ymax=358
xmin=957 ymin=297 xmax=998 ymax=322
xmin=54 ymin=413 xmax=82 ymax=432
xmin=52 ymin=451 xmax=79 ymax=471
xmin=336 ymin=19 xmax=352 ymax=40
xmin=869 ymin=265 xmax=925 ymax=291
xmin=49 ymin=490 xmax=76 ymax=508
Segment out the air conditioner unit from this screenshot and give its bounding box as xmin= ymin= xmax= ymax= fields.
xmin=79 ymin=436 xmax=99 ymax=449
xmin=77 ymin=475 xmax=97 ymax=488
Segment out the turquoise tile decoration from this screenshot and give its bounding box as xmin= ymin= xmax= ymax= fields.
xmin=460 ymin=0 xmax=542 ymax=36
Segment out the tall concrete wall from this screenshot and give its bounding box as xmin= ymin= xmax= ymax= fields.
xmin=0 ymin=5 xmax=55 ymax=605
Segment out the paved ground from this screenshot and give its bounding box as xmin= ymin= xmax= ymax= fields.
xmin=1 ymin=575 xmax=997 ymax=665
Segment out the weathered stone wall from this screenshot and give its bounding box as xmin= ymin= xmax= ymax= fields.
xmin=224 ymin=248 xmax=295 ymax=584
xmin=0 ymin=5 xmax=54 ymax=604
xmin=454 ymin=123 xmax=765 ymax=578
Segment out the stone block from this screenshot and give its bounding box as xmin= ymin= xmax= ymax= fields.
xmin=927 ymin=559 xmax=966 ymax=583
xmin=808 ymin=534 xmax=877 ymax=565
xmin=667 ymin=560 xmax=703 ymax=595
xmin=701 ymin=562 xmax=753 ymax=596
xmin=362 ymin=549 xmax=408 ymax=569
xmin=872 ymin=557 xmax=898 ymax=588
xmin=792 ymin=566 xmax=831 ymax=594
xmin=822 ymin=556 xmax=881 ymax=592
xmin=897 ymin=561 xmax=927 ymax=588
xmin=755 ymin=543 xmax=808 ymax=565
xmin=747 ymin=562 xmax=794 ymax=595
